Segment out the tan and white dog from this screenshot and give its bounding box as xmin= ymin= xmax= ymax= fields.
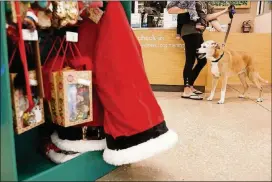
xmin=197 ymin=40 xmax=268 ymax=104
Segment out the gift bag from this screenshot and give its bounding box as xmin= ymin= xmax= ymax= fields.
xmin=53 ymin=70 xmax=92 ymax=127
xmin=10 ymin=71 xmax=45 ymax=134
xmin=8 ymin=2 xmax=45 ymax=134
xmin=43 ymin=37 xmax=93 ymax=127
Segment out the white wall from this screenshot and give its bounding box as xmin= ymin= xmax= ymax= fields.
xmin=254 ymin=12 xmax=271 ymax=33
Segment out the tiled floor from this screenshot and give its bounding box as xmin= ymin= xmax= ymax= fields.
xmin=98 ymin=84 xmax=271 ymax=181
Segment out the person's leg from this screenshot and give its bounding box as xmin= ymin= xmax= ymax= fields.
xmin=182 ymin=34 xmax=198 ymax=95
xmin=191 ymin=34 xmax=207 ymax=87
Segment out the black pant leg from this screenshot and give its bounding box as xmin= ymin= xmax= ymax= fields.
xmin=191 ymin=34 xmax=207 ymax=85
xmin=182 ymin=34 xmax=198 ymax=87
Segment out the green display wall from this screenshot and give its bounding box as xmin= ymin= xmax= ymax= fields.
xmin=0 ymin=2 xmax=131 ymax=181
xmin=0 ymin=2 xmax=18 ymax=181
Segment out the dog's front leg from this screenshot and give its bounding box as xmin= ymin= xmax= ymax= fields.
xmin=218 ymin=75 xmax=228 ymax=104
xmin=207 ymin=75 xmax=219 ymax=101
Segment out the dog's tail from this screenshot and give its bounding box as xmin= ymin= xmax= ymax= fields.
xmin=257 ymin=73 xmax=269 ymax=84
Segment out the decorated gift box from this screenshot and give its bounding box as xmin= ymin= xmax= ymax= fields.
xmin=49 ymin=70 xmax=93 ymax=127
xmin=51 ymin=1 xmax=79 ymax=28
xmin=10 ymin=71 xmax=45 ymax=134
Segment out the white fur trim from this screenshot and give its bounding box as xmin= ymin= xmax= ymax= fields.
xmin=29 ymin=79 xmax=38 ymax=86
xmin=103 ymin=129 xmax=178 ymax=166
xmin=47 ymin=150 xmax=81 ymax=164
xmin=51 ymin=131 xmax=106 ymax=153
xmin=26 ymin=11 xmax=38 ymax=23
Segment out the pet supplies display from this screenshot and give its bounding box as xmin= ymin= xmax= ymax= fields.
xmin=50 ymin=70 xmax=92 ymax=127
xmin=10 ymin=71 xmax=45 ymax=134
xmin=43 ymin=38 xmax=93 ymax=127
xmin=7 ymin=1 xmax=45 ymax=134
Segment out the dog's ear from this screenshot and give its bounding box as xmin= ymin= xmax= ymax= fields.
xmin=212 ymin=47 xmax=220 ymax=58
xmin=215 ymin=43 xmax=221 ymax=49
xmin=211 ymin=42 xmax=219 ymax=48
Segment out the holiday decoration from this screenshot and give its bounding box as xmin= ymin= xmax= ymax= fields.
xmin=88 ymin=8 xmax=104 ymax=24
xmin=51 ymin=1 xmax=79 ymax=28
xmin=50 ymin=70 xmax=93 ymax=127
xmin=83 ymin=1 xmax=178 ymax=166
xmin=10 ymin=71 xmax=45 ymax=134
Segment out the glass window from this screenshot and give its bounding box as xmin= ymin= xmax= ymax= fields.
xmin=257 ymin=1 xmax=271 ymax=15
xmin=131 ymin=1 xmax=175 ymax=28
xmin=263 ymin=1 xmax=272 ymax=14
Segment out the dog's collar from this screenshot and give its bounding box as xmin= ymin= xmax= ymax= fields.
xmin=212 ymin=52 xmax=224 ymax=63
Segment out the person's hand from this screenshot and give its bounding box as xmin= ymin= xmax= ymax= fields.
xmin=228 ymin=5 xmax=236 ymax=18
xmin=196 ymin=24 xmax=205 ymax=30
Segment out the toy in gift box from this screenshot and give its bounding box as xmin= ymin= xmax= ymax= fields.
xmin=10 ymin=71 xmax=45 ymax=134
xmin=51 ymin=1 xmax=79 ymax=28
xmin=50 ymin=70 xmax=93 ymax=127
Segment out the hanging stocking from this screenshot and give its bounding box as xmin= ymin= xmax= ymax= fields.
xmin=95 ymin=1 xmax=178 ymax=166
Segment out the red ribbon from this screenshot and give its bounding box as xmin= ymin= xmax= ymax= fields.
xmin=14 ymin=2 xmax=34 ymax=111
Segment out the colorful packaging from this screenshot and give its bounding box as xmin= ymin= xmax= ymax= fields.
xmin=10 ymin=71 xmax=45 ymax=134
xmin=49 ymin=70 xmax=93 ymax=127
xmin=88 ymin=8 xmax=104 ymax=24
xmin=52 ymin=1 xmax=79 ymax=28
